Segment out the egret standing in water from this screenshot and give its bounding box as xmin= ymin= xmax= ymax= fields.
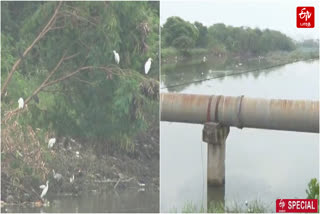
xmin=144 ymin=58 xmax=152 ymax=74
xmin=18 ymin=98 xmax=24 ymax=109
xmin=48 ymin=138 xmax=56 ymax=149
xmin=113 ymin=50 xmax=120 ymax=65
xmin=40 ymin=181 xmax=49 ymax=199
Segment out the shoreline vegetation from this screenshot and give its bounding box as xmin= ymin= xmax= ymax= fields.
xmin=170 ymin=178 xmax=319 ymax=213
xmin=1 ymin=1 xmax=159 ymax=208
xmin=161 ymin=16 xmax=319 ymax=70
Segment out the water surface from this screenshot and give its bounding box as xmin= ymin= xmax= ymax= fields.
xmin=160 ymin=60 xmax=319 ymax=212
xmin=2 ymin=190 xmax=159 ymax=213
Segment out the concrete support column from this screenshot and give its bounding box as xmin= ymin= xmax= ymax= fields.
xmin=203 ymin=122 xmax=229 ymax=209
xmin=203 ymin=122 xmax=229 ymax=186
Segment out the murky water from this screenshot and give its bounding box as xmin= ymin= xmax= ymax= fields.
xmin=2 ymin=190 xmax=159 ymax=213
xmin=160 ymin=60 xmax=319 ymax=212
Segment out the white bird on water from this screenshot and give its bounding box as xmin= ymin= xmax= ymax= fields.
xmin=40 ymin=181 xmax=49 ymax=199
xmin=18 ymin=97 xmax=24 ymax=109
xmin=48 ymin=138 xmax=56 ymax=149
xmin=144 ymin=58 xmax=152 ymax=74
xmin=113 ymin=50 xmax=120 ymax=65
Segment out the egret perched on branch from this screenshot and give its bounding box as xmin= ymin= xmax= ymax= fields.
xmin=48 ymin=138 xmax=56 ymax=149
xmin=40 ymin=181 xmax=49 ymax=199
xmin=144 ymin=58 xmax=152 ymax=74
xmin=113 ymin=50 xmax=120 ymax=65
xmin=18 ymin=98 xmax=24 ymax=109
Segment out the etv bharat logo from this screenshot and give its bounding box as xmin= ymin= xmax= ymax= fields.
xmin=297 ymin=7 xmax=314 ymax=28
xmin=276 ymin=199 xmax=318 ymax=213
xmin=279 ymin=199 xmax=286 ymax=209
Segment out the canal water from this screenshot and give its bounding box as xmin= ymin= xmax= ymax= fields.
xmin=160 ymin=60 xmax=319 ymax=212
xmin=2 ymin=190 xmax=159 ymax=213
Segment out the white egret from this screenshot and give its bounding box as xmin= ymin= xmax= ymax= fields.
xmin=202 ymin=56 xmax=207 ymax=62
xmin=138 ymin=188 xmax=145 ymax=192
xmin=48 ymin=138 xmax=56 ymax=149
xmin=113 ymin=50 xmax=120 ymax=65
xmin=144 ymin=58 xmax=152 ymax=74
xmin=53 ymin=170 xmax=63 ymax=181
xmin=40 ymin=181 xmax=49 ymax=199
xmin=18 ymin=98 xmax=24 ymax=109
xmin=137 ymin=181 xmax=145 ymax=187
xmin=75 ymin=151 xmax=80 ymax=158
xmin=70 ymin=174 xmax=75 ymax=183
xmin=245 ymin=200 xmax=250 ymax=212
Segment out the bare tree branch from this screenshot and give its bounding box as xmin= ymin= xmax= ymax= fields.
xmin=2 ymin=51 xmax=79 ymax=123
xmin=1 ymin=1 xmax=64 ymax=97
xmin=24 ymin=51 xmax=79 ymax=105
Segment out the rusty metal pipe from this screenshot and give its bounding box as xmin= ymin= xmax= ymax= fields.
xmin=160 ymin=93 xmax=319 ymax=133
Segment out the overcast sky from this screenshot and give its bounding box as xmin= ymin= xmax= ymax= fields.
xmin=160 ymin=0 xmax=319 ymax=41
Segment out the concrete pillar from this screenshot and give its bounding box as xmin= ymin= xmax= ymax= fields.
xmin=203 ymin=122 xmax=229 ymax=186
xmin=203 ymin=122 xmax=229 ymax=209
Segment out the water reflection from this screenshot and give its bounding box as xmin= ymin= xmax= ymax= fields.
xmin=160 ymin=60 xmax=319 ymax=212
xmin=2 ymin=190 xmax=159 ymax=213
xmin=161 ymin=56 xmax=315 ymax=93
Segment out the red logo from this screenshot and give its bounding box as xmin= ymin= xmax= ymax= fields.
xmin=276 ymin=199 xmax=318 ymax=213
xmin=297 ymin=7 xmax=315 ymax=28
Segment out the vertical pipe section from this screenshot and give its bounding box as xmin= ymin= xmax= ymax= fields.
xmin=160 ymin=93 xmax=319 ymax=133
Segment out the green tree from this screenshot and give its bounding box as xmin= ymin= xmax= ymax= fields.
xmin=1 ymin=1 xmax=159 ymax=149
xmin=306 ymin=178 xmax=319 ymax=200
xmin=162 ymin=16 xmax=198 ymax=50
xmin=194 ymin=21 xmax=208 ymax=48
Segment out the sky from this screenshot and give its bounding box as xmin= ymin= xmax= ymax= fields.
xmin=160 ymin=0 xmax=319 ymax=41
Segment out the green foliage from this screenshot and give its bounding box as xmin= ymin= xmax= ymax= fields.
xmin=161 ymin=47 xmax=179 ymax=59
xmin=1 ymin=1 xmax=159 ymax=152
xmin=174 ymin=200 xmax=268 ymax=213
xmin=162 ymin=17 xmax=296 ymax=56
xmin=207 ymin=24 xmax=296 ymax=55
xmin=162 ymin=16 xmax=198 ymax=51
xmin=194 ymin=21 xmax=208 ymax=48
xmin=306 ymin=178 xmax=319 ymax=200
xmin=172 ymin=35 xmax=195 ymax=50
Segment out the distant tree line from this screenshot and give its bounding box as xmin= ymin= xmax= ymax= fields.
xmin=162 ymin=16 xmax=296 ymax=56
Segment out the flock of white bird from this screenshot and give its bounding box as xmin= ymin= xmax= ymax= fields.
xmin=39 ymin=137 xmax=76 ymax=200
xmin=17 ymin=51 xmax=152 ymax=111
xmin=19 ymin=51 xmax=152 ymax=201
xmin=112 ymin=50 xmax=152 ymax=74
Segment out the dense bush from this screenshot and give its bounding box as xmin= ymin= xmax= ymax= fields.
xmin=1 ymin=1 xmax=159 ymax=149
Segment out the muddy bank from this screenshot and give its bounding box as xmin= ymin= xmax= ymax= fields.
xmin=1 ymin=123 xmax=159 ymax=205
